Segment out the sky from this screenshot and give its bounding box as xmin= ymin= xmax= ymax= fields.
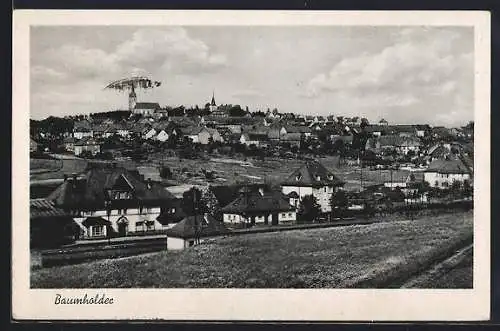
xmin=30 ymin=26 xmax=474 ymax=126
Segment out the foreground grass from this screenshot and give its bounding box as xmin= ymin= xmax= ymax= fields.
xmin=31 ymin=212 xmax=473 ymax=288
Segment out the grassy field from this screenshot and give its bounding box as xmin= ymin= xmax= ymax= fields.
xmin=31 ymin=211 xmax=473 ymax=288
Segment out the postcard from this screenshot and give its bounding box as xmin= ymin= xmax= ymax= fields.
xmin=12 ymin=10 xmax=490 ymax=321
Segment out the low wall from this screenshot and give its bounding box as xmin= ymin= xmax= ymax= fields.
xmin=41 ymin=237 xmax=167 ymax=268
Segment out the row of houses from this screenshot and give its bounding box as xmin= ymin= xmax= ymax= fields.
xmin=31 ymin=150 xmax=473 ymax=249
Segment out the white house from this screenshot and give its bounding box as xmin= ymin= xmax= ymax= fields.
xmin=166 ymin=214 xmax=229 ymax=250
xmin=424 ymin=157 xmax=473 ymax=189
xmin=73 ymin=137 xmax=101 ymax=156
xmin=133 ymin=102 xmax=161 ymax=116
xmin=281 ymin=161 xmax=345 ymax=213
xmin=221 ymin=187 xmax=297 ymax=226
xmin=47 ymin=163 xmax=177 ymax=239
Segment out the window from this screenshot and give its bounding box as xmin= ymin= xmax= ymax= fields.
xmin=324 ymin=187 xmax=327 ymax=193
xmin=91 ymin=225 xmax=104 ymax=237
xmin=288 ymin=213 xmax=292 ymax=217
xmin=281 ymin=213 xmax=286 ymax=218
xmin=135 ymin=221 xmax=144 ymax=231
xmin=146 ymin=221 xmax=155 ymax=231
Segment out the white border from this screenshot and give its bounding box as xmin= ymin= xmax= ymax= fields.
xmin=12 ymin=10 xmax=491 ymax=321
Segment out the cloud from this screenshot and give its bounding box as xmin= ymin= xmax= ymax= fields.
xmin=303 ymin=27 xmax=473 ymax=125
xmin=115 ymin=27 xmax=227 ymax=75
xmin=232 ymin=89 xmax=265 ymax=99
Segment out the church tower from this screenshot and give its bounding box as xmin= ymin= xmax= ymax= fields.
xmin=128 ymin=85 xmax=137 ymax=111
xmin=209 ymin=91 xmax=217 ymax=112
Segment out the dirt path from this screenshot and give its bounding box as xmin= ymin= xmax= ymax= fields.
xmin=400 ymin=244 xmax=473 ymax=288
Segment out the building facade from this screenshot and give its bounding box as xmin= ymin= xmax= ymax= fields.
xmin=281 ymin=161 xmax=345 ymax=213
xmin=47 ymin=164 xmax=177 ymax=239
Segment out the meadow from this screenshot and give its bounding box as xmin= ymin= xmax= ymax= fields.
xmin=31 ymin=211 xmax=473 ymax=288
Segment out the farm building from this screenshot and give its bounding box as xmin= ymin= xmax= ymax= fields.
xmin=281 ymin=161 xmax=345 ymax=213
xmin=47 ymin=163 xmax=177 ymax=239
xmin=166 ymin=214 xmax=229 ymax=250
xmin=221 ymin=187 xmax=297 ymax=226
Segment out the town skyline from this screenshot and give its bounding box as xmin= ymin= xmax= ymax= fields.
xmin=31 ymin=26 xmax=473 ymax=126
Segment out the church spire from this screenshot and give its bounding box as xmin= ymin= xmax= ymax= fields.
xmin=211 ymin=90 xmax=216 ymax=106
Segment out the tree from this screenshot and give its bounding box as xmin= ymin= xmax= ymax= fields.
xmin=463 ymin=179 xmax=472 ymax=198
xmin=182 ymin=187 xmax=206 ymax=216
xmin=451 ymin=180 xmax=462 ymax=199
xmin=330 ymin=190 xmax=348 ymax=220
xmin=200 ymin=187 xmax=222 ymax=221
xmin=297 ymin=195 xmax=321 ymax=224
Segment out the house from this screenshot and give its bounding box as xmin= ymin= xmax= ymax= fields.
xmin=431 ymin=126 xmax=453 ymax=140
xmin=221 ymin=187 xmax=296 ymax=226
xmin=74 ymin=137 xmax=101 ymax=156
xmin=424 ymin=157 xmax=473 ymax=189
xmin=183 ymin=126 xmax=224 ymax=144
xmin=62 ymin=137 xmax=77 ymax=152
xmin=166 ymin=214 xmax=229 ymax=250
xmin=153 ymin=108 xmax=169 ymax=119
xmin=367 ymin=135 xmax=421 ymax=155
xmin=415 ymin=125 xmax=431 ymax=137
xmin=281 ymin=161 xmax=345 ymax=213
xmin=30 ymin=138 xmax=39 ymax=153
xmin=30 ymin=198 xmax=79 ymax=248
xmin=47 ymin=163 xmax=177 ymax=239
xmin=113 ymin=122 xmax=131 ymax=139
xmin=240 ymin=133 xmax=268 ymax=147
xmin=73 ymin=120 xmax=93 ymax=139
xmin=143 ymin=127 xmax=157 ymax=140
xmin=280 ymin=133 xmax=302 ymax=148
xmin=133 ymin=102 xmax=161 ymax=116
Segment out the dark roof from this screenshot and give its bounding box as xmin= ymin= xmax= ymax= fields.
xmin=285 ymin=126 xmax=312 ymax=134
xmin=74 ymin=137 xmax=100 ymax=146
xmin=47 ymin=164 xmax=176 ymax=210
xmin=378 ymin=135 xmax=421 ymax=147
xmin=221 ymin=190 xmax=295 ymax=214
xmin=82 ymin=217 xmax=111 ymax=227
xmin=156 ymin=198 xmax=187 ymax=225
xmin=282 ymin=161 xmax=345 ymax=187
xmin=135 ymin=102 xmax=161 ymax=110
xmin=209 ymin=185 xmax=247 ymax=207
xmin=30 ymin=199 xmax=69 ymax=219
xmin=166 ymin=214 xmax=229 ymax=239
xmin=425 ymin=157 xmax=472 ymax=175
xmin=287 ymin=191 xmax=299 ymax=198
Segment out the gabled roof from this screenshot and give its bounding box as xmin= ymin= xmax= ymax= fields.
xmin=135 ymin=102 xmax=161 ymax=110
xmin=282 ymin=161 xmax=345 ymax=187
xmin=221 ymin=190 xmax=295 ymax=214
xmin=281 ymin=132 xmax=302 ymax=142
xmin=30 ymin=199 xmax=69 ymax=219
xmin=285 ymin=125 xmax=312 ymax=134
xmin=166 ymin=214 xmax=229 ymax=239
xmin=209 ymin=185 xmax=242 ymax=207
xmin=74 ymin=137 xmax=99 ymax=146
xmin=47 ymin=164 xmax=176 ymax=210
xmin=425 ymin=157 xmax=472 ymax=175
